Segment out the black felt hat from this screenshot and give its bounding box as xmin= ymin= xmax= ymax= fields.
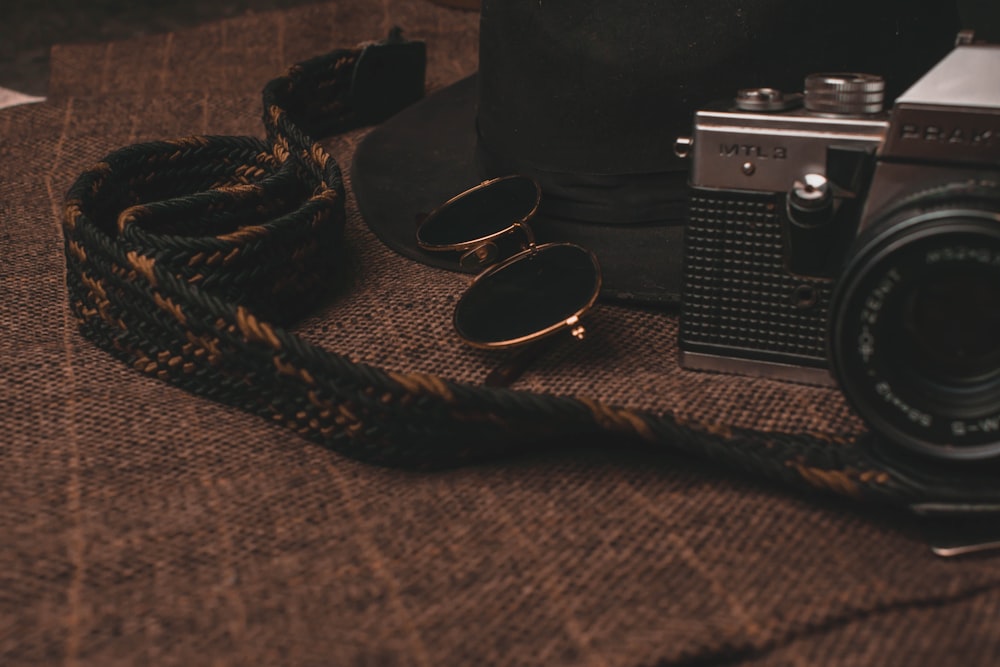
xmin=352 ymin=0 xmax=959 ymax=303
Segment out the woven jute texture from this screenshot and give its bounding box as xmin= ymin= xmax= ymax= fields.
xmin=2 ymin=2 xmax=999 ymax=665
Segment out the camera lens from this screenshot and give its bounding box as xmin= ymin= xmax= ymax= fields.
xmin=901 ymin=268 xmax=1000 ymax=391
xmin=830 ymin=182 xmax=1000 ymax=461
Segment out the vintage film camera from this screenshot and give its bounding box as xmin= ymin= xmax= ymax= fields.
xmin=675 ymin=35 xmax=1000 ymax=461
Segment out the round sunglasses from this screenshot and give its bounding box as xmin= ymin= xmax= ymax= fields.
xmin=416 ymin=175 xmax=602 ymax=349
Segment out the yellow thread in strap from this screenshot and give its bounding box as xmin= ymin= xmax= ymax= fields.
xmin=79 ymin=162 xmax=112 ymax=203
xmin=218 ymin=225 xmax=268 ymax=244
xmin=311 ymin=188 xmax=340 ymax=209
xmin=675 ymin=414 xmax=734 ymax=439
xmin=67 ymin=240 xmax=87 ymax=262
xmin=273 ymin=138 xmax=290 ymax=163
xmin=185 ymin=331 xmax=221 ymax=359
xmin=153 ymin=293 xmax=187 ymax=325
xmin=274 ymin=357 xmax=317 ymax=385
xmin=64 ymin=200 xmax=83 ymax=232
xmin=168 ymin=136 xmax=210 ymax=149
xmin=117 ymin=204 xmax=151 ymax=233
xmin=126 ymin=251 xmax=157 ymax=286
xmin=87 ymin=162 xmax=112 ymax=196
xmin=309 ymin=143 xmax=330 ymax=170
xmin=132 ymin=351 xmax=159 ymax=376
xmin=858 ymin=469 xmax=891 ymax=484
xmin=388 ymin=371 xmax=455 ymax=403
xmin=222 ymin=247 xmax=241 ymax=266
xmin=789 ymin=463 xmax=862 ymax=499
xmin=334 ymin=403 xmax=360 ymax=424
xmin=214 ymin=183 xmax=262 ymax=197
xmin=234 ymin=164 xmax=268 ymax=181
xmin=235 ymin=306 xmax=282 ymax=349
xmin=578 ymin=398 xmax=655 ymax=440
xmin=307 ymin=391 xmax=327 ymax=410
xmin=80 ymin=273 xmax=107 ymax=301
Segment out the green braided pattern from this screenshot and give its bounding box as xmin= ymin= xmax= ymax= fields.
xmin=61 ymin=45 xmax=1000 ymax=506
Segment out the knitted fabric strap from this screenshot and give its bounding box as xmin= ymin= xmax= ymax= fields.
xmin=61 ymin=31 xmax=1000 ymax=509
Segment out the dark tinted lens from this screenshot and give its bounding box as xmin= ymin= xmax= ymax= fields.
xmin=902 ymin=267 xmax=1000 ymax=386
xmin=454 ymin=244 xmax=600 ymax=347
xmin=417 ymin=175 xmax=540 ymax=248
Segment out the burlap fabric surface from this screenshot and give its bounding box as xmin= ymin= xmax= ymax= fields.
xmin=2 ymin=2 xmax=999 ymax=665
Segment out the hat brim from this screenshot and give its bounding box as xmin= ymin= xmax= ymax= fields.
xmin=351 ymin=75 xmax=686 ymax=304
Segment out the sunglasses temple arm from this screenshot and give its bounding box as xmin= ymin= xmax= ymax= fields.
xmin=484 ymin=334 xmax=562 ymax=387
xmin=512 ymin=220 xmax=537 ymax=250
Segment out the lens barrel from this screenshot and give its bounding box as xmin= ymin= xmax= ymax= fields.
xmin=830 ymin=183 xmax=1000 ymax=461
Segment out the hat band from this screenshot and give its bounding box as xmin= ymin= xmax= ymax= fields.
xmin=474 ymin=127 xmax=689 ymax=226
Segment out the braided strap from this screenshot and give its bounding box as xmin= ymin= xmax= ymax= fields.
xmin=60 ymin=33 xmax=1000 ymax=507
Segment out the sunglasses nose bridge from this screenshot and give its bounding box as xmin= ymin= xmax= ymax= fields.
xmin=459 ymin=241 xmax=500 ymax=271
xmin=461 ymin=218 xmax=536 ymax=270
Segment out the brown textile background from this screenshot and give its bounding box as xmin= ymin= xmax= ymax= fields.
xmin=2 ymin=2 xmax=998 ymax=665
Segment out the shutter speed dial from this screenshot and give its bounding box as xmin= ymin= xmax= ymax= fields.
xmin=804 ymin=73 xmax=885 ymax=115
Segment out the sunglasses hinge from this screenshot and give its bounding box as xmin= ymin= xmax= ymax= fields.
xmin=512 ymin=220 xmax=537 ymax=253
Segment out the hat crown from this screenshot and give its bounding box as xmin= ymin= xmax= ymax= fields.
xmin=477 ymin=0 xmax=960 ymax=176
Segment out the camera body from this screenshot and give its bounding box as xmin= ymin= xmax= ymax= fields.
xmin=677 ymin=37 xmax=1000 ymax=460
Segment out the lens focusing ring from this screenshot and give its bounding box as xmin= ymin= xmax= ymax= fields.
xmin=805 ymin=73 xmax=885 ymax=115
xmin=830 ymin=187 xmax=1000 ymax=461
